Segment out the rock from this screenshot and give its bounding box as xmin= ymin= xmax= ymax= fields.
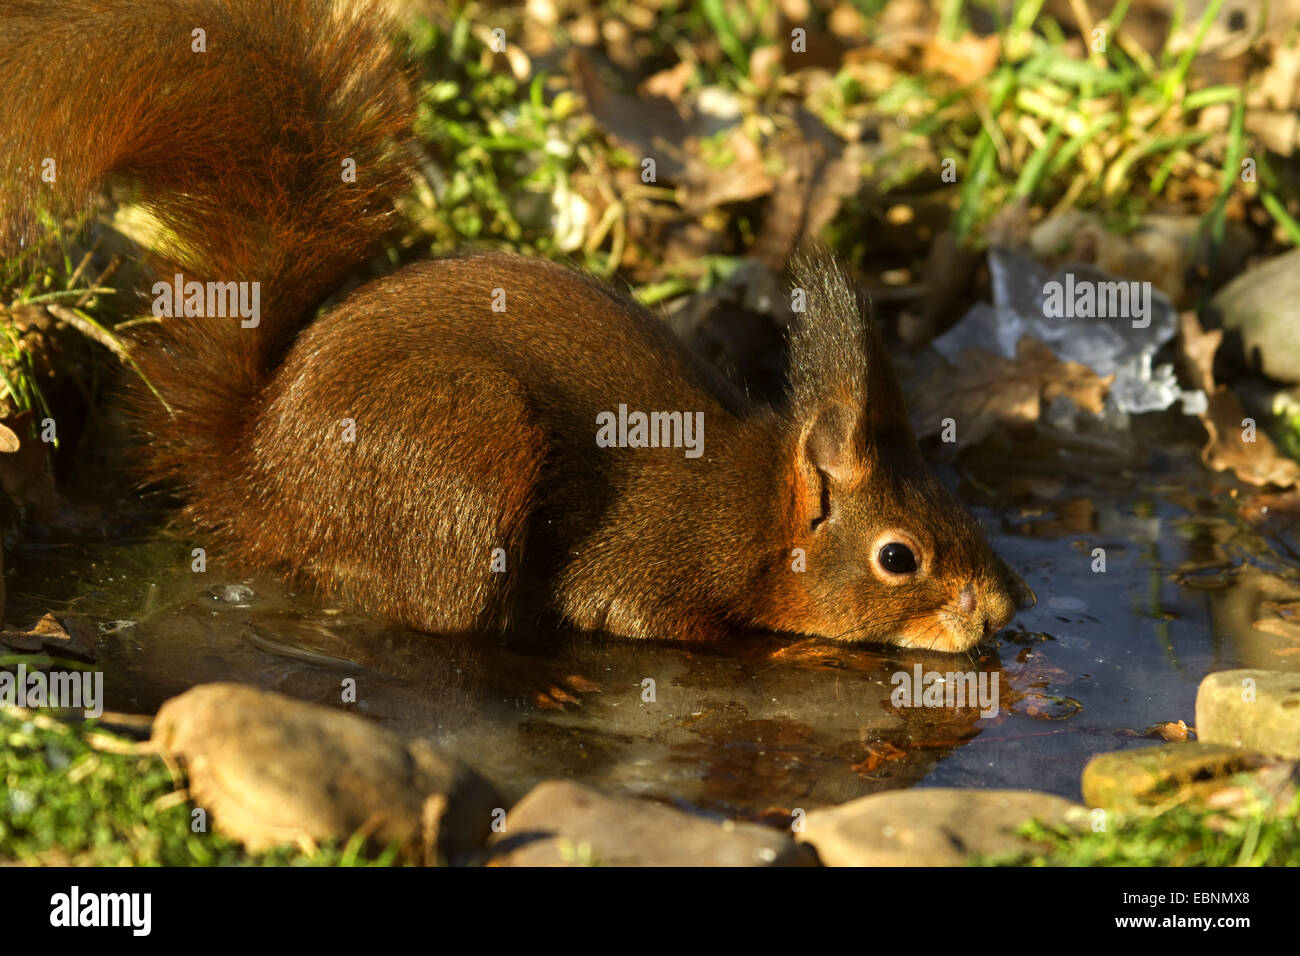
xmin=1082 ymin=742 xmax=1275 ymax=810
xmin=486 ymin=780 xmax=816 ymax=866
xmin=1210 ymin=248 xmax=1300 ymax=384
xmin=1197 ymin=669 xmax=1300 ymax=759
xmin=1029 ymin=210 xmax=1252 ymax=308
xmin=152 ymin=682 xmax=501 ymax=863
xmin=797 ymin=788 xmax=1083 ymax=866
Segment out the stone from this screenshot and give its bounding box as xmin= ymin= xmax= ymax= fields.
xmin=797 ymin=788 xmax=1083 ymax=866
xmin=1196 ymin=669 xmax=1300 ymax=759
xmin=152 ymin=682 xmax=501 ymax=863
xmin=1210 ymin=248 xmax=1300 ymax=384
xmin=486 ymin=780 xmax=816 ymax=866
xmin=1082 ymin=742 xmax=1274 ymax=810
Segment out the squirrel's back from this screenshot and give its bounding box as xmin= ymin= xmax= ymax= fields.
xmin=228 ymin=251 xmax=783 ymax=636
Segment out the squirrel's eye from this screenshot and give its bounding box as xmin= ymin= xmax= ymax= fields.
xmin=878 ymin=542 xmax=917 ymax=574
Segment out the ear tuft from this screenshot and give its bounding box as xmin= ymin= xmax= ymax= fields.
xmin=785 ymin=246 xmax=912 ymax=446
xmin=786 ymin=248 xmax=871 ymax=417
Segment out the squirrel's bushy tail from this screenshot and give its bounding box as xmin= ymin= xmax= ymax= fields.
xmin=0 ymin=0 xmax=415 ymax=495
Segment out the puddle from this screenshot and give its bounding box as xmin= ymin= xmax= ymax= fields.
xmin=6 ymin=421 xmax=1300 ymax=822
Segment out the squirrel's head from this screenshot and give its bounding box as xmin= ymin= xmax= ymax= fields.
xmin=758 ymin=252 xmax=1014 ymax=653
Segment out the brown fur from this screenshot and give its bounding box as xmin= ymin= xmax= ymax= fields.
xmin=0 ymin=0 xmax=1013 ymax=651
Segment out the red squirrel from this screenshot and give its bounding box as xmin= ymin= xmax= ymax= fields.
xmin=1 ymin=0 xmax=1014 ymax=653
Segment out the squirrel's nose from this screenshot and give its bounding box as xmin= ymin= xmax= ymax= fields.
xmin=983 ymin=597 xmax=1014 ymax=637
xmin=962 ymin=585 xmax=1012 ymax=638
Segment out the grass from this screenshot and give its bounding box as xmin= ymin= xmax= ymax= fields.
xmin=402 ymin=11 xmax=635 ymax=276
xmin=0 ymin=222 xmax=154 ymax=455
xmin=392 ymin=0 xmax=1299 ymax=285
xmin=978 ymin=792 xmax=1300 ymax=866
xmin=831 ymin=0 xmax=1290 ymax=252
xmin=6 ymin=700 xmax=1296 ymax=867
xmin=0 ymin=706 xmax=400 ymax=866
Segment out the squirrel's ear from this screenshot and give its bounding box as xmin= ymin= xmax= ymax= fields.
xmin=786 ymin=250 xmax=913 ymax=473
xmin=800 ymin=402 xmax=861 ymax=484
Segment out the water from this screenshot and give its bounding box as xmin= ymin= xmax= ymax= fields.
xmin=6 ymin=419 xmax=1299 ymax=822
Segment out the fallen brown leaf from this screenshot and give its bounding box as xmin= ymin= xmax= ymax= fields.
xmin=1176 ymin=310 xmax=1221 ymax=393
xmin=1200 ymin=385 xmax=1300 ymax=487
xmin=0 ymin=612 xmax=97 ymax=660
xmin=1144 ymin=720 xmax=1192 ymax=742
xmin=1253 ymin=599 xmax=1300 ymax=643
xmin=640 ymin=61 xmax=693 ymax=102
xmin=575 ymin=54 xmax=774 ymax=215
xmin=851 ymin=740 xmax=908 ymax=774
xmin=921 ymin=32 xmax=1001 ymax=86
xmin=1176 ymin=311 xmax=1300 ymax=488
xmin=911 ymin=336 xmax=1111 ymax=450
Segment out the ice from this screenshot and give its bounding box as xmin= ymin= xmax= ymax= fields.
xmin=209 ymin=584 xmax=257 ymax=607
xmin=931 ymin=247 xmax=1203 ymax=416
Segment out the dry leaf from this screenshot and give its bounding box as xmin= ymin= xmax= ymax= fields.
xmin=1253 ymin=599 xmax=1300 ymax=643
xmin=1199 ymin=385 xmax=1300 ymax=487
xmin=752 ymin=119 xmax=864 ymax=268
xmin=911 ymin=336 xmax=1111 ymax=450
xmin=1176 ymin=311 xmax=1300 ymax=488
xmin=1176 ymin=310 xmax=1222 ymax=393
xmin=640 ymin=60 xmax=693 ymax=102
xmin=0 ymin=612 xmax=97 ymax=660
xmin=747 ymin=46 xmax=783 ymax=92
xmin=851 ymin=740 xmax=908 ymax=774
xmin=576 ymin=54 xmax=774 ymax=214
xmin=1144 ymin=720 xmax=1192 ymax=742
xmin=676 ymin=126 xmax=775 ymax=214
xmin=921 ymin=32 xmax=1001 ymax=86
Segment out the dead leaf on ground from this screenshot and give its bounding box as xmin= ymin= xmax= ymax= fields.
xmin=1253 ymin=599 xmax=1300 ymax=646
xmin=1176 ymin=309 xmax=1222 ymax=392
xmin=1200 ymin=385 xmax=1300 ymax=487
xmin=921 ymin=32 xmax=1001 ymax=86
xmin=919 ymin=230 xmax=982 ymax=333
xmin=1175 ymin=311 xmax=1300 ymax=488
xmin=640 ymin=60 xmax=693 ymax=101
xmin=676 ymin=126 xmax=776 ymax=214
xmin=747 ymin=46 xmax=784 ymax=93
xmin=1145 ymin=720 xmax=1192 ymax=742
xmin=752 ymin=115 xmax=867 ymax=269
xmin=578 ymin=52 xmax=868 ymax=263
xmin=911 ymin=336 xmax=1111 ymax=451
xmin=851 ymin=740 xmax=909 ymax=774
xmin=575 ymin=54 xmax=775 ymax=213
xmin=0 ymin=612 xmax=97 ymax=660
